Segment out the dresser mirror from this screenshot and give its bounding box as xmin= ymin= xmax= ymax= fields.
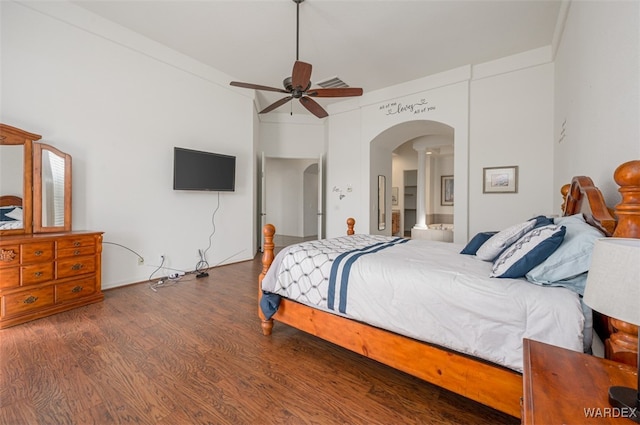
xmin=0 ymin=124 xmax=72 ymax=236
xmin=33 ymin=143 xmax=72 ymax=232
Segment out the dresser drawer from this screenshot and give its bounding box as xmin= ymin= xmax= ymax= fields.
xmin=57 ymin=256 xmax=96 ymax=279
xmin=0 ymin=245 xmax=20 ymax=268
xmin=0 ymin=267 xmax=20 ymax=289
xmin=21 ymin=262 xmax=55 ymax=285
xmin=2 ymin=287 xmax=55 ymax=317
xmin=57 ymin=236 xmax=96 ymax=250
xmin=57 ymin=245 xmax=95 ymax=259
xmin=55 ymin=277 xmax=96 ymax=303
xmin=21 ymin=242 xmax=55 ymax=264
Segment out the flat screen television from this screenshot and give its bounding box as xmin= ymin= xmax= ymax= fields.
xmin=173 ymin=147 xmax=236 ymax=191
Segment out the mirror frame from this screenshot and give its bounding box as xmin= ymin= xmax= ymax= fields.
xmin=378 ymin=175 xmax=386 ymax=231
xmin=33 ymin=142 xmax=72 ymax=233
xmin=0 ymin=124 xmax=39 ymax=236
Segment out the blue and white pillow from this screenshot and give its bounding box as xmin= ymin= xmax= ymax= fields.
xmin=0 ymin=206 xmax=19 ymax=222
xmin=490 ymin=224 xmax=566 ymax=278
xmin=531 ymin=215 xmax=554 ymax=228
xmin=476 ymin=219 xmax=538 ymax=261
xmin=460 ymin=231 xmax=497 ymax=255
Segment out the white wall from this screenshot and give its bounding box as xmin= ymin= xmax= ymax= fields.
xmin=1 ymin=2 xmax=257 ymax=288
xmin=553 ymin=1 xmax=640 ymax=209
xmin=469 ymin=61 xmax=555 ymax=234
xmin=325 ymin=109 xmax=365 ymax=237
xmin=259 ymin=114 xmax=326 ymax=158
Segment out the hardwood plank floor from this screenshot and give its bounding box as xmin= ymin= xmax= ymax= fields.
xmin=0 ymin=255 xmax=519 ymax=425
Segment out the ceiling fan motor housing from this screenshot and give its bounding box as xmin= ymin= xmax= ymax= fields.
xmin=283 ymin=77 xmax=311 ymax=98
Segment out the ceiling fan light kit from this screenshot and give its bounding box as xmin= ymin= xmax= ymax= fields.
xmin=229 ymin=0 xmax=363 ymax=118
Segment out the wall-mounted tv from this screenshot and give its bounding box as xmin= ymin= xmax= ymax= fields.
xmin=173 ymin=147 xmax=236 ymax=192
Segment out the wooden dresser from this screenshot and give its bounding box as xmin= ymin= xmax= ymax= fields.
xmin=0 ymin=231 xmax=103 ymax=328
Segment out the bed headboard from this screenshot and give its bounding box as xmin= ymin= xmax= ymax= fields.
xmin=562 ymin=176 xmax=616 ymax=235
xmin=562 ymin=160 xmax=640 ymax=237
xmin=0 ymin=195 xmax=22 ymax=207
xmin=563 ymin=159 xmax=640 ymax=366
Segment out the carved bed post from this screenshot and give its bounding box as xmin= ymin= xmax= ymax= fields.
xmin=259 ymin=224 xmax=276 ymax=336
xmin=612 ymin=160 xmax=640 ymax=238
xmin=347 ymin=217 xmax=355 ymax=235
xmin=607 ymin=160 xmax=640 ymax=367
xmin=560 ymin=184 xmax=570 ymax=214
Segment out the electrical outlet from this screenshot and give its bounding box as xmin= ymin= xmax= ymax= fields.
xmin=137 ymin=257 xmax=144 ymax=266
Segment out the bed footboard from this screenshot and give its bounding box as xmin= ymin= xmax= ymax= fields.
xmin=258 ymin=218 xmax=356 ymax=335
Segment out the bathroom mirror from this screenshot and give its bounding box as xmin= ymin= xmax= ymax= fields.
xmin=378 ymin=175 xmax=386 ymax=231
xmin=34 ymin=143 xmax=72 ymax=232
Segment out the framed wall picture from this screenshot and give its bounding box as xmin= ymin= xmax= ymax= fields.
xmin=483 ymin=166 xmax=518 ymax=193
xmin=441 ymin=175 xmax=454 ymax=206
xmin=392 ymin=187 xmax=399 ymax=206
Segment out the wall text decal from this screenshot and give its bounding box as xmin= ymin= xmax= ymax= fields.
xmin=380 ymin=99 xmax=436 ymax=116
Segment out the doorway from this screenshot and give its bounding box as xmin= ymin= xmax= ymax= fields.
xmin=260 ymin=156 xmax=323 ymax=249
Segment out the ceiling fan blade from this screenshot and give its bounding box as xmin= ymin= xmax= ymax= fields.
xmin=307 ymin=87 xmax=364 ymax=98
xmin=299 ymin=96 xmax=328 ymax=119
xmin=259 ymin=96 xmax=294 ymax=114
xmin=230 ymin=81 xmax=289 ymax=94
xmin=291 ymin=61 xmax=312 ymax=90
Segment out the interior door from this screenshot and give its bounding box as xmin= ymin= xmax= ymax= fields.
xmin=260 ymin=152 xmax=266 ymax=252
xmin=317 ymin=154 xmax=324 ymax=239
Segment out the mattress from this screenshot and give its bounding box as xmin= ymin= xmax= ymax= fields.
xmin=261 ymin=235 xmax=586 ymax=372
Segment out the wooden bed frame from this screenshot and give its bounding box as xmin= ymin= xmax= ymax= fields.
xmin=0 ymin=195 xmax=22 ymax=207
xmin=258 ymin=160 xmax=640 ymax=418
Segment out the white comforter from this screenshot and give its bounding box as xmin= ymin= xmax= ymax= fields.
xmin=0 ymin=220 xmax=23 ymax=230
xmin=261 ymin=235 xmax=585 ymax=372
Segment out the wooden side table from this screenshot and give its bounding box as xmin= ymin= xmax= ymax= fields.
xmin=523 ymin=338 xmax=638 ymax=424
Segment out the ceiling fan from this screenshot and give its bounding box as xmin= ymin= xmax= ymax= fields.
xmin=229 ymin=0 xmax=363 ymax=119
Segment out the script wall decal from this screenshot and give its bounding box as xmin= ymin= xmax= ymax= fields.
xmin=380 ymin=99 xmax=436 ymax=116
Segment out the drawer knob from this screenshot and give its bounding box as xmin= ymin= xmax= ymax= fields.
xmin=74 ymin=250 xmax=81 ymax=255
xmin=71 ymin=263 xmax=84 ymax=271
xmin=24 ymin=296 xmax=39 ymax=304
xmin=0 ymin=249 xmax=16 ymax=262
xmin=34 ymin=250 xmax=43 ymax=256
xmin=73 ymin=242 xmax=81 ymax=247
xmin=71 ymin=285 xmax=83 ymax=293
xmin=34 ymin=271 xmax=43 ymax=277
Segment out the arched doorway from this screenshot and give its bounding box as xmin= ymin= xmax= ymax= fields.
xmin=368 ymin=120 xmax=458 ymax=239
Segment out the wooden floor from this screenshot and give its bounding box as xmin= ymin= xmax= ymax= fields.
xmin=0 ymin=254 xmax=519 ymax=425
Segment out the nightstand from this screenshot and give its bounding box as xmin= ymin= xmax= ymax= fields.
xmin=522 ymin=338 xmax=638 ymax=424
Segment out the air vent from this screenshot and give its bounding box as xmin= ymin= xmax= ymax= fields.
xmin=316 ymin=76 xmax=349 ymax=88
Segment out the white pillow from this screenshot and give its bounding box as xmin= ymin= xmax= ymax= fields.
xmin=526 ymin=214 xmax=605 ymax=283
xmin=476 ymin=219 xmax=537 ymax=261
xmin=6 ymin=207 xmax=23 ymax=221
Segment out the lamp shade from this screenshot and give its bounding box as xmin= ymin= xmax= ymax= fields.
xmin=583 ymin=238 xmax=640 ymax=326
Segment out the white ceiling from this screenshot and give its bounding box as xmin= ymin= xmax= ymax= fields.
xmin=71 ymin=0 xmax=563 ymax=115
